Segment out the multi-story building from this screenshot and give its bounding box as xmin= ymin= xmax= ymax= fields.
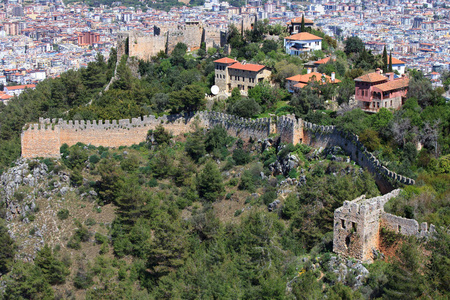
xmin=286 ymin=16 xmax=314 ymax=35
xmin=354 ymin=69 xmax=409 ymax=113
xmin=284 ymin=32 xmax=322 ymax=56
xmin=214 ymin=57 xmax=272 ymax=95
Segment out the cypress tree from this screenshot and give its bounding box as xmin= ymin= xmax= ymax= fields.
xmin=382 ymin=45 xmax=388 ymax=73
xmin=300 ymin=15 xmax=305 ymax=32
xmin=389 ymin=50 xmax=393 ymax=72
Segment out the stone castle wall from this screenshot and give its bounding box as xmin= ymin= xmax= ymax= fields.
xmin=21 ymin=113 xmax=414 ymax=193
xmin=333 ymin=189 xmax=435 ymax=262
xmin=21 ymin=112 xmax=300 ymax=159
xmin=22 ymin=113 xmax=199 ymax=158
xmin=302 ymin=122 xmax=415 ymax=194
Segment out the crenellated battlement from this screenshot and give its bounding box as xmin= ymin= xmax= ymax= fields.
xmin=333 ymin=189 xmax=435 ymax=262
xmin=22 ymin=112 xmax=414 ymax=192
xmin=302 ymin=121 xmax=415 ymax=193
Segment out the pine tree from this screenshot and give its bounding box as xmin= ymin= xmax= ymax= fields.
xmin=197 ymin=160 xmax=224 ymax=201
xmin=389 ymin=50 xmax=393 ymax=72
xmin=300 ymin=15 xmax=305 ymax=32
xmin=382 ymin=45 xmax=388 ymax=73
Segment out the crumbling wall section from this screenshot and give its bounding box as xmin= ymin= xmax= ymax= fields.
xmin=381 ymin=213 xmax=435 ymax=238
xmin=333 ymin=189 xmax=401 ymax=261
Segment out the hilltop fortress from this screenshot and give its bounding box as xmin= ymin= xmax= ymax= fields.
xmin=117 ymin=16 xmax=256 ymax=61
xmin=21 ymin=111 xmax=430 ymax=262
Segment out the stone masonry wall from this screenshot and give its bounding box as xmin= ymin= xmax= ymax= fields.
xmin=333 ymin=190 xmax=400 ymax=262
xmin=22 ymin=113 xmax=413 ymax=194
xmin=333 ymin=189 xmax=435 ymax=262
xmin=302 ymin=122 xmax=415 ymax=194
xmin=22 ymin=112 xmax=299 ymax=159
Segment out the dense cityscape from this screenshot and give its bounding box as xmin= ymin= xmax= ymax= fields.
xmin=0 ymin=0 xmax=449 ymax=298
xmin=1 ymin=0 xmax=449 ymax=88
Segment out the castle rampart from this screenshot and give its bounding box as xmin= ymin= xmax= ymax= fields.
xmin=302 ymin=121 xmax=415 ymax=194
xmin=21 ymin=112 xmax=414 ymax=194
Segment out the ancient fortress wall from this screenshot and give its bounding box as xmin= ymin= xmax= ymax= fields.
xmin=302 ymin=122 xmax=415 ymax=194
xmin=21 ymin=112 xmax=300 ymax=159
xmin=333 ymin=189 xmax=435 ymax=262
xmin=21 ymin=113 xmax=414 ymax=193
xmin=22 ymin=113 xmax=199 ymax=158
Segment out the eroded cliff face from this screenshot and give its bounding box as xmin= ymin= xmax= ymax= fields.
xmin=1 ymin=159 xmax=114 ymax=262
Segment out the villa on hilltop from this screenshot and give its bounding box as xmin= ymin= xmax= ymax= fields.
xmin=284 ymin=32 xmax=323 ymax=56
xmin=214 ymin=57 xmax=272 ymax=95
xmin=354 ymin=69 xmax=409 ymax=113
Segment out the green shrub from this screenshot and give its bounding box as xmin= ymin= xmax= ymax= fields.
xmin=73 ymin=267 xmax=94 ymax=289
xmin=228 ymin=178 xmax=239 ymax=186
xmin=147 ymin=178 xmax=158 ymax=187
xmin=85 ymin=218 xmax=96 ymax=227
xmin=232 ymin=148 xmax=251 ymax=165
xmin=88 ymin=155 xmax=100 ymax=164
xmin=95 ymin=233 xmax=108 ymax=245
xmin=234 ymin=209 xmax=242 ymax=217
xmin=14 ymin=191 xmax=25 ymax=201
xmin=57 ymin=209 xmax=69 ymax=220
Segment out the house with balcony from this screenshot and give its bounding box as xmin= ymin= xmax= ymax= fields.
xmin=355 ymin=69 xmax=409 ymax=113
xmin=214 ymin=57 xmax=272 ymax=95
xmin=284 ymin=32 xmax=322 ymax=56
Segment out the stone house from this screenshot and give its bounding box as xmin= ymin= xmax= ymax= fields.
xmin=284 ymin=32 xmax=322 ymax=56
xmin=354 ymin=69 xmax=409 ymax=113
xmin=286 ymin=16 xmax=314 ymax=35
xmin=214 ymin=57 xmax=272 ymax=95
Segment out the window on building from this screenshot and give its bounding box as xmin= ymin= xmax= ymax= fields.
xmin=341 ymin=219 xmax=346 ymax=229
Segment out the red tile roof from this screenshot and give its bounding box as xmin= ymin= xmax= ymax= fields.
xmin=228 ymin=62 xmax=265 ymax=72
xmin=287 ymin=72 xmax=341 ymax=85
xmin=285 ymin=32 xmax=323 ymax=41
xmin=214 ymin=57 xmax=238 ymax=64
xmin=314 ymin=57 xmax=331 ymax=65
xmin=389 ymin=56 xmax=405 ymax=65
xmin=373 ymin=78 xmax=409 ymax=92
xmin=5 ymin=84 xmax=36 ymax=90
xmin=287 ymin=17 xmax=314 ymax=24
xmin=354 ymin=72 xmax=387 ymax=83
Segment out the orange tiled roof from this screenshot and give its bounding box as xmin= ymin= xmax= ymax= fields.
xmin=228 ymin=62 xmax=265 ymax=72
xmin=286 ymin=72 xmax=341 ymax=84
xmin=287 ymin=17 xmax=314 ymax=25
xmin=314 ymin=57 xmax=331 ymax=65
xmin=373 ymin=77 xmax=409 ymax=92
xmin=389 ymin=56 xmax=405 ymax=65
xmin=285 ymin=32 xmax=323 ymax=41
xmin=214 ymin=57 xmax=238 ymax=64
xmin=354 ymin=72 xmax=387 ymax=83
xmin=5 ymin=84 xmax=36 ymax=90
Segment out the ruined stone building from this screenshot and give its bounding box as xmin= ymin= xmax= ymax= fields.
xmin=333 ymin=189 xmax=435 ymax=262
xmin=117 ymin=21 xmax=224 ymax=61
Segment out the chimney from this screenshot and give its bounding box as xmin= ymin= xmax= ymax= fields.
xmin=388 ymin=72 xmax=394 ymax=81
xmin=331 ymin=72 xmax=335 ymax=82
xmin=307 ymin=68 xmax=311 ymax=74
xmin=375 ymin=68 xmax=381 ymax=74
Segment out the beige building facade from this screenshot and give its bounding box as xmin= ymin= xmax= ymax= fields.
xmin=214 ymin=57 xmax=272 ymax=95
